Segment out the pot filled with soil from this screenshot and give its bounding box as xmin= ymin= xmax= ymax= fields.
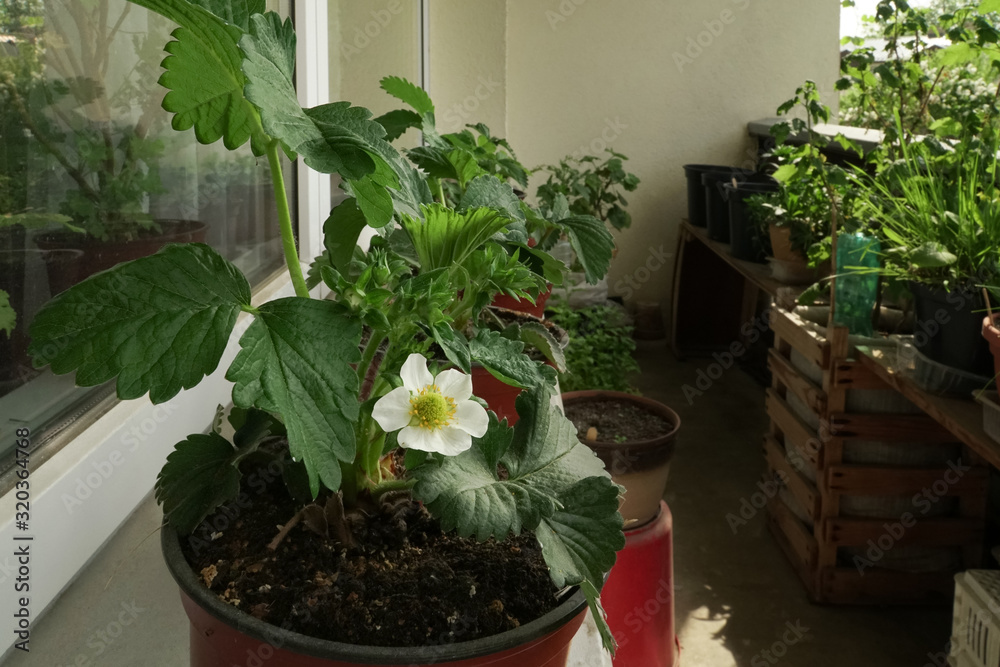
xmin=562 ymin=391 xmax=680 ymax=526
xmin=166 ymin=468 xmax=589 ymax=667
xmin=911 ymin=282 xmax=993 ymax=377
xmin=35 ymin=218 xmax=208 ymax=283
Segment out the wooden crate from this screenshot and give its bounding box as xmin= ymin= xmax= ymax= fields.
xmin=764 ymin=308 xmax=989 ymax=605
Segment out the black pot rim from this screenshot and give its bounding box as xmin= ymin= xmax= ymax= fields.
xmin=161 ymin=524 xmax=587 ymax=665
xmin=561 ymin=390 xmax=681 ymax=450
xmin=683 ymin=163 xmax=738 ymax=174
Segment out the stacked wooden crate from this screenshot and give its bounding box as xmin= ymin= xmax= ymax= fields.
xmin=765 ymin=308 xmax=989 ymax=604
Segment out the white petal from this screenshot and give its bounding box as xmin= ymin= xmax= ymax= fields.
xmin=453 ymin=399 xmax=489 ymax=437
xmin=400 ymin=353 xmax=433 ymax=391
xmin=398 ymin=425 xmax=443 ymax=453
xmin=434 ymin=426 xmax=474 ymax=456
xmin=372 ymin=386 xmax=413 ymax=432
xmin=436 ymin=369 xmax=473 ymax=401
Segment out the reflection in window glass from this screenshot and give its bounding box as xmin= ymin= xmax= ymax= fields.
xmin=0 ymin=0 xmax=293 ymax=463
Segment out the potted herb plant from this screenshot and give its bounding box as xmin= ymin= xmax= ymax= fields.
xmin=28 ymin=2 xmax=624 ymax=665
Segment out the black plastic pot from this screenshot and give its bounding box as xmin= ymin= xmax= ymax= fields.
xmin=725 ymin=180 xmax=779 ymax=263
xmin=910 ymin=282 xmax=994 ymax=376
xmin=162 ymin=525 xmax=590 ymax=666
xmin=683 ymin=164 xmax=734 ymax=228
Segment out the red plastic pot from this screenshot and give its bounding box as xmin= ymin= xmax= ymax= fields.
xmin=983 ymin=314 xmax=1000 ymax=394
xmin=490 ymin=286 xmax=552 ymax=320
xmin=601 ymin=501 xmax=678 ymax=667
xmin=472 ymin=365 xmax=523 ymax=425
xmin=163 ymin=525 xmax=589 ymax=666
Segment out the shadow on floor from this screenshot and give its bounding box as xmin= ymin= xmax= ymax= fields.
xmin=633 ymin=341 xmax=953 ymax=667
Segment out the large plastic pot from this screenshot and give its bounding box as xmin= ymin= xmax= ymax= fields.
xmin=701 ymin=168 xmax=742 ymax=242
xmin=724 ymin=181 xmax=778 ymax=263
xmin=35 ymin=219 xmax=208 ymax=283
xmin=911 ymin=282 xmax=993 ymax=377
xmin=163 ymin=525 xmax=589 ymax=667
xmin=561 ymin=391 xmax=680 ymax=526
xmin=682 ymin=164 xmax=733 ymax=228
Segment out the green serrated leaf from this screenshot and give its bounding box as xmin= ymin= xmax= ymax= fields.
xmin=981 ymin=0 xmax=1000 ymax=14
xmin=430 ymin=322 xmax=472 ymax=373
xmin=470 ymin=328 xmax=556 ymax=390
xmin=771 ymin=163 xmax=799 ymax=183
xmin=227 ymin=298 xmax=362 ymax=496
xmin=128 ymin=0 xmax=265 ymax=152
xmin=412 ymin=388 xmax=623 ymax=646
xmin=324 ymin=198 xmax=368 ymax=271
xmin=939 ymin=42 xmax=976 ymax=66
xmin=557 ymin=215 xmax=614 ymax=284
xmin=459 ymin=175 xmax=525 ymax=223
xmin=0 ymin=289 xmax=14 ymax=338
xmin=156 ymin=408 xmax=280 ymax=534
xmin=910 ymin=242 xmax=958 ymax=269
xmin=380 ymin=75 xmax=435 ymax=116
xmin=402 ymin=205 xmax=510 ymax=272
xmin=520 ymin=321 xmax=566 ymax=373
xmin=187 ymin=0 xmax=264 ymax=30
xmin=375 ymin=109 xmax=422 ymax=142
xmin=29 ymin=244 xmax=250 ymax=403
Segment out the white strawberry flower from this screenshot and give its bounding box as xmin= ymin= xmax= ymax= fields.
xmin=372 ymin=353 xmax=489 ymax=456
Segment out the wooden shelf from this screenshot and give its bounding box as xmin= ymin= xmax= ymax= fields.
xmin=680 ymin=220 xmax=786 ymax=297
xmin=856 ymin=346 xmax=1000 ymax=470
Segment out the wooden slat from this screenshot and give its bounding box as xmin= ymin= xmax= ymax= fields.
xmin=764 ymin=435 xmax=820 ymax=522
xmin=831 ymin=358 xmax=888 ymax=390
xmin=769 ymin=308 xmax=830 ymax=369
xmin=856 ymin=347 xmax=1000 ymax=471
xmin=768 ymin=349 xmax=828 ymax=414
xmin=825 ymin=464 xmax=989 ymax=497
xmin=823 ymin=517 xmax=983 ymax=548
xmin=767 ymin=495 xmax=818 ymax=589
xmin=766 ymin=389 xmax=821 ymax=470
xmin=819 ymin=568 xmax=955 ymax=605
xmin=830 ymin=413 xmax=957 ymax=442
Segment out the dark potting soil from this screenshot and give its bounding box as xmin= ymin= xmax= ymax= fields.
xmin=181 ymin=478 xmax=560 ymax=648
xmin=565 ymin=398 xmax=673 ymax=444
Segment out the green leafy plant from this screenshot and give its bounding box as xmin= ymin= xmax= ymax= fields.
xmin=537 ymin=149 xmax=640 ymax=232
xmin=547 ymin=302 xmax=639 ymax=393
xmin=27 ymin=0 xmax=623 ymax=652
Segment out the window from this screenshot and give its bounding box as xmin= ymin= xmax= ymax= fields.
xmin=0 ymin=0 xmax=293 ymax=468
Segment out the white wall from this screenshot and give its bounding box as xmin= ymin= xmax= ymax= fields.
xmin=430 ymin=0 xmax=842 ymax=309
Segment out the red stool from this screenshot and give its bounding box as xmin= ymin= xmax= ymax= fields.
xmin=602 ymin=501 xmax=678 ymax=667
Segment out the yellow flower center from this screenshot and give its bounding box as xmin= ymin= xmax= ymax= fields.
xmin=409 ymin=385 xmax=457 ymax=431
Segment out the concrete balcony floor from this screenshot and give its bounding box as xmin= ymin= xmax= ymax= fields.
xmin=5 ymin=341 xmax=950 ymax=666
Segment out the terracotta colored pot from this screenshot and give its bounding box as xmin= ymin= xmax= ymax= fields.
xmin=490 ymin=285 xmax=552 ymax=320
xmin=162 ymin=525 xmax=588 ymax=666
xmin=983 ymin=314 xmax=1000 ymax=394
xmin=35 ymin=219 xmax=208 ymax=282
xmin=768 ymin=224 xmax=806 ymax=265
xmin=561 ymin=391 xmax=680 ymax=526
xmin=472 ymin=365 xmax=523 ymax=425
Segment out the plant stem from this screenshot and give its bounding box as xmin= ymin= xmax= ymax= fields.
xmin=371 ymin=478 xmax=416 ymax=501
xmin=266 ymin=139 xmax=309 ymax=298
xmin=358 ymin=333 xmax=387 ymax=402
xmin=434 ymin=179 xmax=447 ymax=206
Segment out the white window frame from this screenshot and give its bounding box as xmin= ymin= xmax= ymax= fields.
xmin=0 ymin=1 xmax=329 ymax=654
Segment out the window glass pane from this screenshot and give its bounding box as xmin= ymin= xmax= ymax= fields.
xmin=0 ymin=0 xmax=293 ymax=465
